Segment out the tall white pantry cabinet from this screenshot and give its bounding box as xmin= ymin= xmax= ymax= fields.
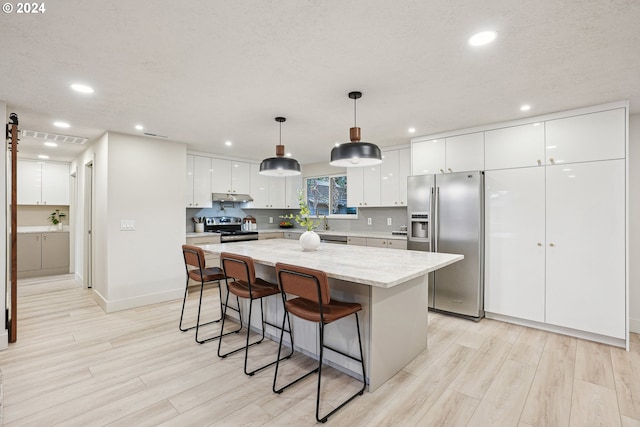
xmin=413 ymin=101 xmax=629 ymax=347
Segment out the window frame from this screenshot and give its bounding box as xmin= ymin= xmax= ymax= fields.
xmin=304 ymin=174 xmax=358 ymax=219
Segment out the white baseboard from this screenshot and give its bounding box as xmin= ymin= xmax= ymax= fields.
xmin=630 ymin=317 xmax=640 ymax=334
xmin=92 ymin=288 xmax=183 ymax=313
xmin=486 ymin=312 xmax=627 ymax=348
xmin=0 ymin=331 xmax=8 ymax=351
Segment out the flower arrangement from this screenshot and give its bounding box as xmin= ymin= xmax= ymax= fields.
xmin=48 ymin=209 xmax=66 ymax=225
xmin=280 ymin=190 xmax=321 ymax=232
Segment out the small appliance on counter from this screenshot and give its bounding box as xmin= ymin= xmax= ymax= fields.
xmin=204 ymin=216 xmax=258 ymax=242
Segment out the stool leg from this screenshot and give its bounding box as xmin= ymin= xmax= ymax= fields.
xmin=273 ymin=310 xmax=317 ymax=394
xmin=178 ymin=276 xmax=191 ymax=331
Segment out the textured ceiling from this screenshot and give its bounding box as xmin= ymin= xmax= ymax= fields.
xmin=2 ymin=0 xmax=639 ymax=163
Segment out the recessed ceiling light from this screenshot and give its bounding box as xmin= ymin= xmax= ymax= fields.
xmin=44 ymin=142 xmax=58 ymax=147
xmin=225 ymin=141 xmax=232 ymax=146
xmin=408 ymin=127 xmax=416 ymax=133
xmin=520 ymin=104 xmax=531 ymax=112
xmin=135 ymin=124 xmax=144 ymax=131
xmin=53 ymin=121 xmax=70 ymax=128
xmin=70 ymin=83 xmax=94 ymax=94
xmin=468 ymin=30 xmax=497 ymax=47
xmin=286 ymin=153 xmax=292 ymax=157
xmin=38 ymin=154 xmax=49 ymax=159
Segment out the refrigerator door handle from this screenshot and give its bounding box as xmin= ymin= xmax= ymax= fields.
xmin=434 ymin=186 xmax=439 ymax=252
xmin=429 ymin=187 xmax=434 ymax=252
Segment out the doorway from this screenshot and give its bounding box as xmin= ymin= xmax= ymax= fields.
xmin=83 ymin=161 xmax=93 ymax=288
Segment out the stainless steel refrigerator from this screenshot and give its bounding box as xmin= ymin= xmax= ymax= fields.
xmin=407 ymin=172 xmax=484 ymax=320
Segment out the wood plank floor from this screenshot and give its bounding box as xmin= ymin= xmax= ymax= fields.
xmin=1 ymin=275 xmax=640 ymax=426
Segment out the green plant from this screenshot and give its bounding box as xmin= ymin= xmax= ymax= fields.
xmin=280 ymin=190 xmax=321 ymax=231
xmin=48 ymin=209 xmax=66 ymax=225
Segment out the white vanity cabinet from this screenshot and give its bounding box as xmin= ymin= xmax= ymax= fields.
xmin=545 ymin=108 xmax=626 ymax=165
xmin=185 ymin=155 xmax=212 ymax=208
xmin=485 ymin=123 xmax=545 ymax=170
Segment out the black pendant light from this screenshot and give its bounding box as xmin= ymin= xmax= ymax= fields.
xmin=259 ymin=117 xmax=301 ymax=176
xmin=330 ymin=91 xmax=382 ymax=167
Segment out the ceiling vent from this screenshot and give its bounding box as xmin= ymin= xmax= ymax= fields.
xmin=21 ymin=129 xmax=88 ymax=145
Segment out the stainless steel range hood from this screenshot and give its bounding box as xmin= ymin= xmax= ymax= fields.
xmin=212 ymin=193 xmax=254 ymax=203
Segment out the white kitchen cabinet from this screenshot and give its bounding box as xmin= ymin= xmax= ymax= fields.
xmin=285 ymin=175 xmax=303 ymax=208
xmin=445 ymin=132 xmax=484 ymax=173
xmin=412 ymin=138 xmax=445 ymax=175
xmin=545 ymin=160 xmax=625 ymax=339
xmin=268 ymin=177 xmax=286 ymax=208
xmin=350 ymin=164 xmax=382 ymax=207
xmin=249 ymin=163 xmax=287 ymax=208
xmin=380 ymin=148 xmax=410 ymax=207
xmin=211 ymin=159 xmax=251 ymax=194
xmin=484 ymin=167 xmax=546 ymax=322
xmin=485 ymin=123 xmax=545 ymax=170
xmin=347 ymin=167 xmax=364 ymax=207
xmin=17 ymin=160 xmax=70 ymax=205
xmin=185 ymin=155 xmax=212 ymax=208
xmin=545 ymin=108 xmax=626 ymax=165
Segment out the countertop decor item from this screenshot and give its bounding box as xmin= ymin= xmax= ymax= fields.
xmin=281 ymin=190 xmax=321 ymax=251
xmin=330 ymin=91 xmax=382 ymax=167
xmin=48 ymin=209 xmax=66 ymax=230
xmin=259 ymin=117 xmax=301 ymax=177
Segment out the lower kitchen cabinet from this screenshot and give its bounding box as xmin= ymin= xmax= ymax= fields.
xmin=347 ymin=236 xmax=407 ymax=250
xmin=258 ymin=232 xmax=283 ymax=240
xmin=485 ymin=159 xmax=626 ymax=341
xmin=185 ymin=235 xmax=221 ymax=267
xmin=18 ymin=232 xmax=69 ymax=278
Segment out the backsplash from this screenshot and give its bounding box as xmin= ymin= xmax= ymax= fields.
xmin=186 ymin=205 xmax=407 ymax=233
xmin=17 ymin=205 xmax=69 ymax=226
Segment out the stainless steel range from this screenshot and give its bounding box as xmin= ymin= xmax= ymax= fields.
xmin=204 ymin=217 xmax=259 ymax=242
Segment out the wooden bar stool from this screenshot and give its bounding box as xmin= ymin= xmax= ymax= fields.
xmin=218 ymin=252 xmax=293 ymax=376
xmin=273 ymin=262 xmax=366 ymax=423
xmin=180 ymin=245 xmax=240 ymax=344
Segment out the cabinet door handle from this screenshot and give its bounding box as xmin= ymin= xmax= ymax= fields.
xmin=439 ymin=169 xmax=444 ymax=174
xmin=537 ymin=159 xmax=542 ymax=166
xmin=549 ymin=158 xmax=555 ymax=164
xmin=447 ymin=168 xmax=452 ymax=173
xmin=537 ymin=242 xmax=542 ymax=246
xmin=549 ymin=243 xmax=555 ymax=247
xmin=43 ymin=234 xmax=47 ymax=240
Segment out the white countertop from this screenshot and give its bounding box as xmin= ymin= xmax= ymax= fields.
xmin=17 ymin=226 xmax=70 ymax=233
xmin=199 ymin=239 xmax=462 ymax=288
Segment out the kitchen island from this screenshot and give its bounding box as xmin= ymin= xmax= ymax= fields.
xmin=199 ymin=239 xmax=462 ymax=391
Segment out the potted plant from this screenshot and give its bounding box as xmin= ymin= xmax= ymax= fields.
xmin=48 ymin=209 xmax=66 ymax=230
xmin=281 ymin=190 xmax=322 ymax=251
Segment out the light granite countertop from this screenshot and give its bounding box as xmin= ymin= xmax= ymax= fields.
xmin=186 ymin=229 xmax=407 ymax=240
xmin=17 ymin=226 xmax=70 ymax=233
xmin=199 ymin=239 xmax=462 ymax=288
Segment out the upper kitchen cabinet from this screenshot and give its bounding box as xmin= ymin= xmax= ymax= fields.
xmin=411 ymin=133 xmax=483 ymax=175
xmin=285 ymin=175 xmax=303 ymax=209
xmin=185 ymin=155 xmax=212 ymax=208
xmin=445 ymin=132 xmax=484 ymax=173
xmin=17 ymin=160 xmax=69 ymax=205
xmin=412 ymin=138 xmax=445 ymax=175
xmin=211 ymin=158 xmax=251 ymax=194
xmin=380 ymin=148 xmax=410 ymax=206
xmin=485 ymin=123 xmax=545 ymax=170
xmin=545 ymin=108 xmax=626 ymax=165
xmin=347 ymin=165 xmax=380 ymax=207
xmin=249 ymin=163 xmax=287 ymax=208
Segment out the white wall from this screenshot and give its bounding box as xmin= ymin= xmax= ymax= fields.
xmin=629 ymin=114 xmax=639 ymax=333
xmin=1 ymin=101 xmax=7 ymax=349
xmin=73 ymin=132 xmax=186 ymax=312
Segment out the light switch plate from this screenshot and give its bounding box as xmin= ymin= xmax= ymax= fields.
xmin=120 ymin=219 xmax=136 ymax=231
xmin=269 ymin=217 xmax=273 ymax=224
xmin=387 ymin=218 xmax=392 ymax=226
xmin=367 ymin=218 xmax=372 ymax=225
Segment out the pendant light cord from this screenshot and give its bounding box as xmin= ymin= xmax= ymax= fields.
xmin=354 ymin=97 xmax=357 ymax=127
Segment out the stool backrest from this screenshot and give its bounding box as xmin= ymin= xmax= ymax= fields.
xmin=182 ymin=245 xmax=205 ymax=271
xmin=220 ymin=252 xmax=256 ymax=284
xmin=275 ymin=262 xmax=330 ymax=305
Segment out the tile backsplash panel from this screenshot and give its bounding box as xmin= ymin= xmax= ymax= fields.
xmin=17 ymin=205 xmax=69 ymax=226
xmin=186 ymin=205 xmax=407 ymax=233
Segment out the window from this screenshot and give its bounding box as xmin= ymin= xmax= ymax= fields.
xmin=305 ymin=175 xmax=356 ymax=218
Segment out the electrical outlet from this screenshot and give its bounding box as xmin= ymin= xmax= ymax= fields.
xmin=367 ymin=217 xmax=372 ymax=226
xmin=387 ymin=218 xmax=392 ymax=226
xmin=269 ymin=217 xmax=273 ymax=224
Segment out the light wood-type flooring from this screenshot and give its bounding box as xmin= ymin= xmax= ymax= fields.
xmin=1 ymin=275 xmax=640 ymax=426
